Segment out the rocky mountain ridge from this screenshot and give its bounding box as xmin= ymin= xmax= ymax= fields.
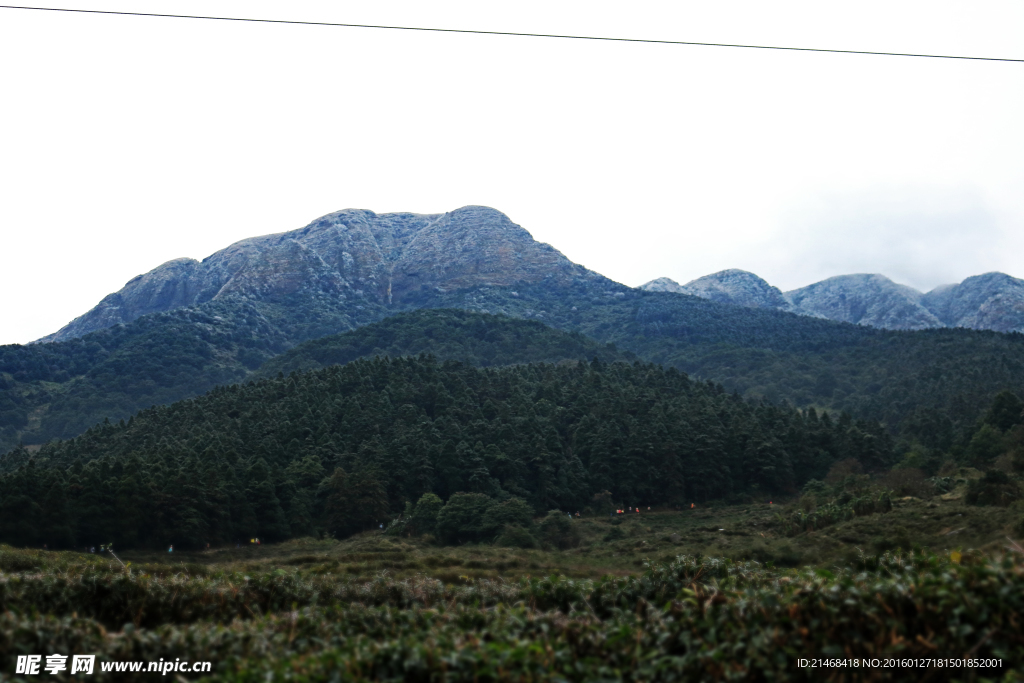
xmin=639 ymin=270 xmax=790 ymax=310
xmin=40 ymin=203 xmax=1024 ymax=341
xmin=38 ymin=206 xmax=599 ymax=343
xmin=640 ymin=270 xmax=1024 ymax=332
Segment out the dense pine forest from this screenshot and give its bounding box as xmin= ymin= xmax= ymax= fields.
xmin=0 ymin=356 xmax=897 ymax=549
xmin=254 ymin=308 xmax=633 ymax=377
xmin=425 ymin=285 xmax=1024 ymax=444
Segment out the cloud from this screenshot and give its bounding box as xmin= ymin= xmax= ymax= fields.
xmin=756 ymin=185 xmax=1018 ymax=292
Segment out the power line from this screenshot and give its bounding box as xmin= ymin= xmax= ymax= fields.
xmin=1 ymin=4 xmax=1022 ymax=64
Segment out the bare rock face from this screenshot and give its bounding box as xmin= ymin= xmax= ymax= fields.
xmin=921 ymin=272 xmax=1024 ymax=332
xmin=784 ymin=274 xmax=942 ymax=330
xmin=638 ymin=277 xmax=687 ymax=294
xmin=639 ymin=270 xmax=790 ymax=310
xmin=38 ymin=206 xmax=591 ymax=343
xmin=682 ymin=269 xmax=790 ymax=310
xmin=45 ymin=257 xmax=206 ymax=340
xmin=391 ymin=206 xmax=590 ymax=301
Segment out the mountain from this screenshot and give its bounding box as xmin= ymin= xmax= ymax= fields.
xmin=783 ymin=274 xmax=942 ymax=331
xmin=6 ymin=206 xmax=1024 ymax=456
xmin=920 ymin=272 xmax=1024 ymax=333
xmin=38 ymin=206 xmax=599 ymax=344
xmin=3 ymin=205 xmax=614 ymax=452
xmin=643 ymin=270 xmax=1024 ymax=334
xmin=640 ymin=270 xmax=790 ymax=310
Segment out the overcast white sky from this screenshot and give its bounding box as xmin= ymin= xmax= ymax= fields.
xmin=2 ymin=0 xmax=1023 ymax=344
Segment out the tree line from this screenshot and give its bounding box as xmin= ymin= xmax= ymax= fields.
xmin=0 ymin=355 xmax=895 ymax=549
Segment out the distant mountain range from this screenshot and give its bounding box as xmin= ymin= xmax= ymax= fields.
xmin=640 ymin=270 xmax=1024 ymax=332
xmin=37 ymin=205 xmax=1023 ymax=341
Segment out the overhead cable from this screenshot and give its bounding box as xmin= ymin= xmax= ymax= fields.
xmin=1 ymin=4 xmax=1022 ymax=63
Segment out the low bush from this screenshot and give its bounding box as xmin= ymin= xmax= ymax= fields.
xmin=494 ymin=525 xmax=538 ymax=549
xmin=435 ymin=493 xmax=493 ymax=545
xmin=778 ymin=490 xmax=891 ymax=536
xmin=966 ymin=470 xmax=1022 ymax=507
xmin=0 ymin=548 xmax=41 ymax=572
xmin=879 ymin=468 xmax=931 ymax=497
xmin=537 ymin=510 xmax=580 ymax=550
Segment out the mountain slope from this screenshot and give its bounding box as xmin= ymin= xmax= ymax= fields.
xmin=417 ymin=283 xmax=1024 ymax=444
xmin=784 ymin=274 xmax=942 ymax=330
xmin=255 ymin=309 xmax=632 ymax=378
xmin=1 ymin=300 xmax=301 ymax=450
xmin=921 ymin=272 xmax=1024 ymax=332
xmin=7 ymin=207 xmax=1024 ymax=455
xmin=6 ymin=256 xmax=1024 ymax=455
xmin=38 ymin=206 xmax=599 ymax=344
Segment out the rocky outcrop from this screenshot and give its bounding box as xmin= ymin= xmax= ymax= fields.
xmin=638 ymin=277 xmax=687 ymax=294
xmin=783 ymin=272 xmax=1024 ymax=332
xmin=38 ymin=206 xmax=594 ymax=343
xmin=639 ymin=270 xmax=790 ymax=311
xmin=921 ymin=272 xmax=1024 ymax=333
xmin=685 ymin=269 xmax=790 ymax=310
xmin=784 ymin=274 xmax=942 ymax=330
xmin=390 ymin=206 xmax=591 ymax=301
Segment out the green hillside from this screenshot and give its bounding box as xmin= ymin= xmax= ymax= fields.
xmin=420 ymin=283 xmax=1024 ymax=450
xmin=255 ymin=308 xmax=633 ymax=377
xmin=4 ymin=277 xmax=1024 ymax=458
xmin=0 ymin=295 xmax=390 ymax=452
xmin=0 ymin=355 xmax=894 ymax=549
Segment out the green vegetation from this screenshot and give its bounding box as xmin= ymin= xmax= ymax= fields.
xmin=6 ymin=337 xmax=1022 ymax=554
xmin=0 ymin=295 xmax=388 ymax=452
xmin=422 ymin=284 xmax=1024 ymax=446
xmin=256 ymin=308 xmax=632 ymax=377
xmin=0 ymin=496 xmax=1021 ymax=682
xmin=1 ymin=356 xmax=894 ymax=549
xmin=5 ymin=278 xmax=1024 ymax=457
xmin=2 ymin=282 xmax=1023 ymax=679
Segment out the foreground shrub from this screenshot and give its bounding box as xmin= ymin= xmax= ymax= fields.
xmin=0 ymin=552 xmax=1021 ymax=681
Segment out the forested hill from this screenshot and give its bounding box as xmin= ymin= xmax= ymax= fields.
xmin=256 ymin=309 xmax=633 ymax=378
xmin=417 ymin=283 xmax=1024 ymax=449
xmin=0 ymin=305 xmax=627 ymax=452
xmin=0 ymin=356 xmax=893 ymax=549
xmin=0 ymin=295 xmax=391 ymax=452
xmin=4 ymin=278 xmax=1024 ymax=455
